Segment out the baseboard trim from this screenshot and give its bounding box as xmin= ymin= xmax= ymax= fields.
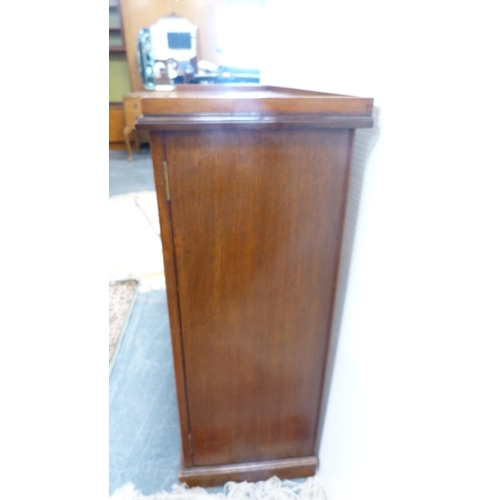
xmin=179 ymin=456 xmax=318 ymax=487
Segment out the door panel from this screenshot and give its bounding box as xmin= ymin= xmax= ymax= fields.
xmin=166 ymin=128 xmax=350 ymax=466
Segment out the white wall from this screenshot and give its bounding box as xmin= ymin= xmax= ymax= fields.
xmin=260 ymin=1 xmax=500 ymax=498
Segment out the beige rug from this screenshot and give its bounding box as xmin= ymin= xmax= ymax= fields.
xmin=109 ymin=279 xmax=139 ymax=369
xmin=109 ymin=192 xmax=165 ymax=284
xmin=110 ymin=476 xmax=326 ymax=500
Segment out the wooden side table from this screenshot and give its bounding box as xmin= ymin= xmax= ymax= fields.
xmin=123 ymin=91 xmax=154 ymax=160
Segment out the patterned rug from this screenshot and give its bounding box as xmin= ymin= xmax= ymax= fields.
xmin=109 ymin=279 xmax=139 ymax=370
xmin=110 ymin=476 xmax=326 ymax=500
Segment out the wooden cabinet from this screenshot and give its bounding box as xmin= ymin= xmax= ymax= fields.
xmin=109 ymin=0 xmax=132 ymax=145
xmin=109 ymin=0 xmax=126 ymax=53
xmin=109 ymin=103 xmax=126 ymax=143
xmin=136 ymin=85 xmax=373 ymax=487
xmin=123 ymin=92 xmax=153 ymax=160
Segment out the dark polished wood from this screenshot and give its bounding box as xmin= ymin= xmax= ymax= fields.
xmin=167 ymin=127 xmax=350 ymax=468
xmin=149 ymin=133 xmax=194 ymax=466
xmin=137 ymin=112 xmax=372 ymax=131
xmin=139 ymin=84 xmax=373 ymax=116
xmin=138 ymin=85 xmax=373 ymax=486
xmin=178 ymin=457 xmax=318 ymax=487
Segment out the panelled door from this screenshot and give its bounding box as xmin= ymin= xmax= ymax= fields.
xmin=164 ymin=127 xmax=352 ymax=467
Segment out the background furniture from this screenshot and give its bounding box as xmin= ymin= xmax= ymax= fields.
xmin=123 ymin=92 xmax=153 ymax=160
xmin=109 ymin=0 xmax=132 ymax=147
xmin=109 ymin=0 xmax=126 ymax=55
xmin=120 ymin=0 xmax=222 ymax=92
xmin=109 ymin=103 xmax=127 ymax=146
xmin=137 ymin=85 xmax=373 ymax=486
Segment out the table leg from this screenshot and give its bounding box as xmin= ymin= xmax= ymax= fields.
xmin=133 ymin=130 xmax=141 ymax=153
xmin=123 ymin=125 xmax=133 ymax=161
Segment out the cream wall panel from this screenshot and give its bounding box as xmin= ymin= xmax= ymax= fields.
xmin=261 ymin=1 xmax=500 ymax=499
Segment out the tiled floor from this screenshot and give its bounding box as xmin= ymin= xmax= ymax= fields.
xmin=109 ymin=148 xmax=181 ymax=496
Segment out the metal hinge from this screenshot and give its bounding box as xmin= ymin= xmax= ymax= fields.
xmin=187 ymin=433 xmax=193 ymax=458
xmin=162 ymin=160 xmax=171 ymax=202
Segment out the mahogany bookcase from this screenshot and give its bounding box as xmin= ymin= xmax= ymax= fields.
xmin=136 ymin=85 xmax=373 ymax=486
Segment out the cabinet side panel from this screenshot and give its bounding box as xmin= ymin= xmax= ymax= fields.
xmin=166 ymin=128 xmax=350 ymax=467
xmin=149 ymin=132 xmax=193 ymax=467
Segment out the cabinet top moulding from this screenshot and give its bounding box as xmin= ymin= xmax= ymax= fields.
xmin=139 ymin=85 xmax=373 ymax=116
xmin=137 ymin=85 xmax=374 ymax=131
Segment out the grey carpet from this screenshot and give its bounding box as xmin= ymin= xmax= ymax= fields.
xmin=110 ymin=150 xmax=181 ymax=496
xmin=109 ymin=288 xmax=181 ymax=496
xmin=109 ymin=148 xmax=155 ymax=197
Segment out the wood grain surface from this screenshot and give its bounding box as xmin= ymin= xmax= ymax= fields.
xmin=141 ymin=85 xmax=373 ymax=484
xmin=140 ymin=85 xmax=373 ymax=116
xmin=149 ymin=133 xmax=194 ymax=466
xmin=164 ymin=128 xmax=351 ymax=467
xmin=178 ymin=456 xmax=318 ymax=487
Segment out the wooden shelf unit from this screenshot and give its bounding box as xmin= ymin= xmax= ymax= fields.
xmin=109 ymin=1 xmax=126 ymax=53
xmin=109 ymin=0 xmax=132 ymax=144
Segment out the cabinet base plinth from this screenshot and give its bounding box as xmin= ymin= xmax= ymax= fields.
xmin=179 ymin=456 xmax=318 ymax=487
